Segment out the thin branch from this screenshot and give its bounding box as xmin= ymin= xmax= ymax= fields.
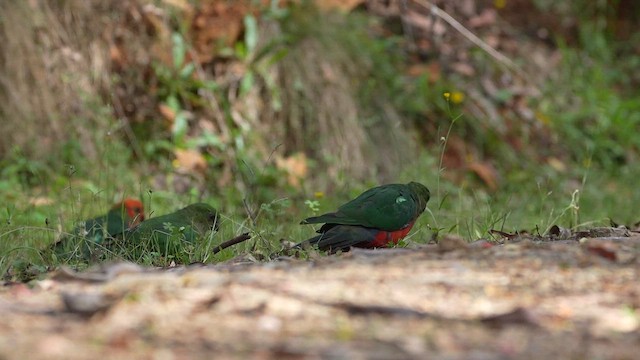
xmin=212 ymin=232 xmax=252 ymax=254
xmin=412 ymin=0 xmax=527 ymax=79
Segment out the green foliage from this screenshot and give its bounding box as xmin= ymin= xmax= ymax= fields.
xmin=539 ymin=35 xmax=640 ymax=168
xmin=304 ymin=199 xmax=320 ymax=212
xmin=531 ymin=1 xmax=640 ymax=169
xmin=151 ymin=32 xmax=221 ymax=151
xmin=0 ymin=148 xmax=48 ymax=189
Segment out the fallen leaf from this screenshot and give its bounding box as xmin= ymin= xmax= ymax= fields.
xmin=406 ymin=62 xmax=442 ymax=82
xmin=275 ymin=152 xmax=308 ymax=188
xmin=109 ymin=44 xmax=127 ymax=69
xmin=468 ymin=161 xmax=499 ymax=190
xmin=191 ymin=1 xmax=248 ymax=63
xmin=547 ymin=157 xmax=567 ymax=172
xmin=174 ymin=148 xmax=207 ymax=174
xmin=28 ymin=197 xmax=54 ymax=206
xmin=158 ymin=103 xmax=176 ymax=122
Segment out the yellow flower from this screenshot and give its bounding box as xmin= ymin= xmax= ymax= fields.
xmin=450 ymin=91 xmax=465 ymax=104
xmin=314 ymin=191 xmax=325 ymax=199
xmin=494 ymin=0 xmax=507 ymax=9
xmin=444 ymin=91 xmax=464 ymax=104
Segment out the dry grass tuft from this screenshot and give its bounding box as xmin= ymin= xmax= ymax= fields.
xmin=0 ymin=1 xmax=116 ymax=161
xmin=250 ymin=14 xmax=412 ymax=185
xmin=0 ymin=1 xmax=414 ymax=187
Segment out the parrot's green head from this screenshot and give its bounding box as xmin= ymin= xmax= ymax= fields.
xmin=408 ymin=181 xmax=430 ymax=213
xmin=184 ymin=203 xmax=220 ymax=234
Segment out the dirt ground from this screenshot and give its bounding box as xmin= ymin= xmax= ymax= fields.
xmin=1 ymin=234 xmax=639 ymax=359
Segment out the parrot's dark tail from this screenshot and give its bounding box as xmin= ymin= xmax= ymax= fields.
xmin=293 ymin=234 xmax=322 ymax=250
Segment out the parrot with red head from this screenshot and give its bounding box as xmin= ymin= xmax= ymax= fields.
xmin=53 ymin=198 xmax=145 ymax=260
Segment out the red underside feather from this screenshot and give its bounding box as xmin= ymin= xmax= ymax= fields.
xmin=366 ymin=221 xmax=416 ymax=248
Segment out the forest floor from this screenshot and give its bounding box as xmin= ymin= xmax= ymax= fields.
xmin=1 ymin=230 xmax=639 ymax=359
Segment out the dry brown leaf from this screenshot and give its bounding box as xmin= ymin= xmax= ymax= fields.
xmin=191 ymin=1 xmax=248 ymax=63
xmin=174 ymin=149 xmax=207 ymax=174
xmin=158 ymin=103 xmax=176 ymax=123
xmin=275 ymin=152 xmax=308 ymax=188
xmin=547 ymin=157 xmax=567 ymax=172
xmin=406 ymin=62 xmax=441 ymax=82
xmin=468 ymin=161 xmax=498 ymax=190
xmin=28 ymin=197 xmax=54 ymax=206
xmin=109 ymin=45 xmax=127 ymax=69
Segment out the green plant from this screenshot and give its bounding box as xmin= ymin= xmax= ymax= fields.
xmin=152 ymin=33 xmax=221 ymax=150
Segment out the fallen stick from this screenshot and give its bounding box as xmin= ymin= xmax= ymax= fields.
xmin=212 ymin=233 xmax=252 ymax=254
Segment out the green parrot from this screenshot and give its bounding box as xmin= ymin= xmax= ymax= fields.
xmin=53 ymin=198 xmax=145 ymax=260
xmin=298 ymin=182 xmax=430 ymax=253
xmin=122 ymin=203 xmax=219 ymax=258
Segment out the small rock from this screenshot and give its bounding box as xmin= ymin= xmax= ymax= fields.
xmin=438 ymin=235 xmax=469 ymax=252
xmin=61 ymin=291 xmax=116 ymax=316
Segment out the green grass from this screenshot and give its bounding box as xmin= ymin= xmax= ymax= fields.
xmin=2 ymin=142 xmax=640 ymax=282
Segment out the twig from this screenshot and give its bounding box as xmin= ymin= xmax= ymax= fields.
xmin=412 ymin=0 xmax=527 ymax=79
xmin=212 ymin=232 xmax=252 ymax=254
